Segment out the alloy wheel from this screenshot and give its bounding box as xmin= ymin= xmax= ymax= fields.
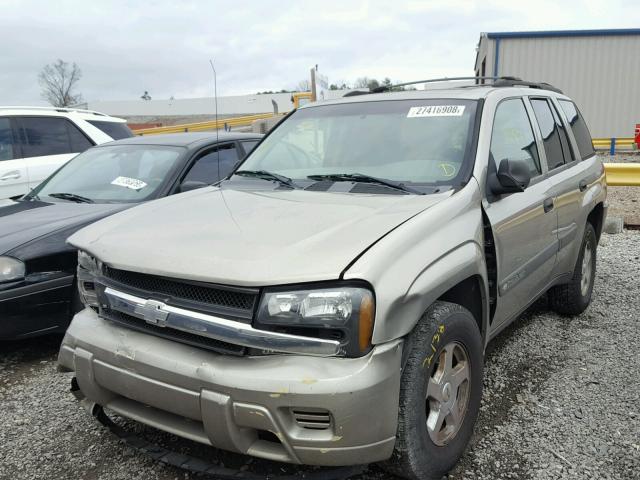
xmin=425 ymin=341 xmax=471 ymax=446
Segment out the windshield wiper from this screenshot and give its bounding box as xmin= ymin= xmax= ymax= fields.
xmin=48 ymin=192 xmax=94 ymax=203
xmin=234 ymin=170 xmax=298 ymax=189
xmin=307 ymin=173 xmax=424 ymax=195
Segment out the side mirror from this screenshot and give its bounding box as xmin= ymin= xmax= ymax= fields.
xmin=178 ymin=180 xmax=208 ymax=193
xmin=489 ymin=158 xmax=531 ymax=195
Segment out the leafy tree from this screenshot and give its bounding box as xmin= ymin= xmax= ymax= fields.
xmin=38 ymin=59 xmax=83 ymax=107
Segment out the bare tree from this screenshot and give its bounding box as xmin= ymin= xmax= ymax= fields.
xmin=295 ymin=79 xmax=310 ymax=91
xmin=353 ymin=77 xmax=380 ymax=90
xmin=38 ymin=59 xmax=83 ymax=107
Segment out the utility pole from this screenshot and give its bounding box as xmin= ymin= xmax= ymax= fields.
xmin=310 ymin=67 xmax=317 ymax=102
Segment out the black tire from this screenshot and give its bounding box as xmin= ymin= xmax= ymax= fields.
xmin=382 ymin=301 xmax=483 ymax=480
xmin=548 ymin=222 xmax=597 ymax=316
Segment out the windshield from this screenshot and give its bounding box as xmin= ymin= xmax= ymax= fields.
xmin=237 ymin=99 xmax=478 ymax=190
xmin=31 ymin=144 xmax=183 ymax=203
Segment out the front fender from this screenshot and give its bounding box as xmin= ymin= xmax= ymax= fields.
xmin=371 ymin=241 xmax=487 ymax=345
xmin=343 ymin=181 xmax=488 ymax=345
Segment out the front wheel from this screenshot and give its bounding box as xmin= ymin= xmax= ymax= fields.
xmin=548 ymin=222 xmax=597 ymax=316
xmin=383 ymin=301 xmax=483 ymax=480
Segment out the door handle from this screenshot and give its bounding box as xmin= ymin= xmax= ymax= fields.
xmin=579 ymin=180 xmax=588 ymax=192
xmin=543 ymin=198 xmax=554 ymax=213
xmin=0 ymin=171 xmax=21 ymax=181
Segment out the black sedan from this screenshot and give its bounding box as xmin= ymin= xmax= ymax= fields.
xmin=0 ymin=131 xmax=262 ymax=339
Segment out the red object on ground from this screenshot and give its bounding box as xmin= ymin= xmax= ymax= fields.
xmin=635 ymin=124 xmax=640 ymax=148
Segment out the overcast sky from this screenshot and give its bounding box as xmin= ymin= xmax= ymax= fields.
xmin=1 ymin=0 xmax=637 ymax=105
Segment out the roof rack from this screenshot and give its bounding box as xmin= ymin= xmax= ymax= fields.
xmin=345 ymin=76 xmax=563 ymax=96
xmin=491 ymin=78 xmax=563 ymax=94
xmin=0 ymin=106 xmax=108 ymax=116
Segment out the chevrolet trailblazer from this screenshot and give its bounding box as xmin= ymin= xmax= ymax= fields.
xmin=58 ymin=77 xmax=606 ymax=479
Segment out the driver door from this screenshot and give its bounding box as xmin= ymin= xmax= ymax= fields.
xmin=483 ymin=98 xmax=558 ymax=330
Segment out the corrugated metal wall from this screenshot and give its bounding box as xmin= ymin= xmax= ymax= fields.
xmin=476 ymin=34 xmax=640 ymax=138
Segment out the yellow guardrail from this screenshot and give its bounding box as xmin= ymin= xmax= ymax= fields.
xmin=133 ymin=113 xmax=279 ymax=136
xmin=604 ymin=163 xmax=640 ymax=186
xmin=592 ymin=137 xmax=636 ymax=154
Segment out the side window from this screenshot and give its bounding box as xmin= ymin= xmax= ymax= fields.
xmin=550 ymin=101 xmax=575 ymax=163
xmin=241 ymin=140 xmax=259 ymax=155
xmin=19 ymin=117 xmax=71 ymax=158
xmin=67 ymin=122 xmax=93 ymax=152
xmin=183 ymin=144 xmax=239 ymax=185
xmin=0 ymin=118 xmax=15 ymax=161
xmin=490 ymin=99 xmax=541 ymax=177
xmin=87 ymin=120 xmax=134 ymax=140
xmin=531 ymin=98 xmax=568 ymax=171
xmin=559 ymin=100 xmax=595 ymax=159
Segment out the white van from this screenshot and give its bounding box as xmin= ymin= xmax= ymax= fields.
xmin=0 ymin=106 xmax=132 ymax=199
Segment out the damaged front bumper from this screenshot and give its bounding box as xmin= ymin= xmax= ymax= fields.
xmin=58 ymin=308 xmax=402 ymax=467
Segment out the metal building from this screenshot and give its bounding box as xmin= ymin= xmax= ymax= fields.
xmin=474 ymin=29 xmax=640 ymax=139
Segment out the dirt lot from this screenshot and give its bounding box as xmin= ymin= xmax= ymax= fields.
xmin=602 ymin=153 xmax=640 ymax=225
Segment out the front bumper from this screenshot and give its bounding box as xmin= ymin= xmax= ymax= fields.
xmin=58 ymin=308 xmax=402 ymax=466
xmin=0 ymin=274 xmax=74 ymax=339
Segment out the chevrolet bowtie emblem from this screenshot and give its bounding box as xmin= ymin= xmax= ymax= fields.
xmin=134 ymin=299 xmax=169 ymax=327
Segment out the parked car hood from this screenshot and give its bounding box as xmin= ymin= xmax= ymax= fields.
xmin=0 ymin=199 xmax=129 ymax=259
xmin=69 ymin=186 xmax=451 ymax=286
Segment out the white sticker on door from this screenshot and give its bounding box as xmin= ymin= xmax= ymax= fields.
xmin=407 ymin=105 xmax=465 ymax=118
xmin=111 ymin=176 xmax=148 ymax=190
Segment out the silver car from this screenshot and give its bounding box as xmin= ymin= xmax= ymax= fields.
xmin=58 ymin=78 xmax=606 ymax=479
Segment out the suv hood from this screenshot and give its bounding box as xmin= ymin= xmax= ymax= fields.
xmin=69 ymin=186 xmax=451 ymax=286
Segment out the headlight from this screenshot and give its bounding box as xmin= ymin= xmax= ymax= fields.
xmin=77 ymin=251 xmax=100 ymax=308
xmin=256 ymin=285 xmax=375 ymax=357
xmin=0 ymin=256 xmax=25 ymax=283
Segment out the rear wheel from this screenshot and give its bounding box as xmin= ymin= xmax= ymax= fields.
xmin=383 ymin=301 xmax=483 ymax=480
xmin=549 ymin=222 xmax=597 ymax=316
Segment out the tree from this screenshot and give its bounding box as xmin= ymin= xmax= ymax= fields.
xmin=38 ymin=59 xmax=83 ymax=107
xmin=353 ymin=77 xmax=380 ymax=90
xmin=295 ymin=79 xmax=310 ymax=91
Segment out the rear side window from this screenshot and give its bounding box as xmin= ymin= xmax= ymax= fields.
xmin=559 ymin=100 xmax=595 ymax=159
xmin=18 ymin=117 xmax=94 ymax=158
xmin=531 ymin=99 xmax=566 ymax=171
xmin=67 ymin=122 xmax=93 ymax=152
xmin=0 ymin=118 xmax=15 ymax=161
xmin=183 ymin=144 xmax=239 ymax=184
xmin=550 ymin=101 xmax=575 ymax=163
xmin=241 ymin=140 xmax=259 ymax=155
xmin=20 ymin=117 xmax=70 ymax=157
xmin=87 ymin=120 xmax=133 ymax=140
xmin=490 ymin=99 xmax=541 ymax=177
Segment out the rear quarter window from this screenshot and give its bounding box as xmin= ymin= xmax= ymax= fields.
xmin=0 ymin=118 xmax=15 ymax=160
xmin=558 ymin=100 xmax=595 ymax=160
xmin=87 ymin=120 xmax=134 ymax=140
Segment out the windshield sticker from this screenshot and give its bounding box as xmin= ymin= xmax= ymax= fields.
xmin=439 ymin=163 xmax=457 ymax=177
xmin=407 ymin=105 xmax=465 ymax=118
xmin=111 ymin=176 xmax=148 ymax=191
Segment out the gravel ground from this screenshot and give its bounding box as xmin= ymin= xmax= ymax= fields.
xmin=1 ymin=231 xmax=639 ymax=480
xmin=601 ymin=153 xmax=640 ymax=224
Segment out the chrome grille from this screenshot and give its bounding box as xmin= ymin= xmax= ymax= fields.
xmin=101 ymin=265 xmax=258 ymax=317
